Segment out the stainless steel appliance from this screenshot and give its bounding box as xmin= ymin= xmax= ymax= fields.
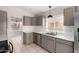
xmin=74 ymin=12 xmax=79 ymax=52
xmin=0 ymin=40 xmax=13 ymax=53
xmin=0 ymin=10 xmax=13 ymax=53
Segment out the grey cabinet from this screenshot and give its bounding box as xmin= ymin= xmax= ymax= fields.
xmin=64 ymin=6 xmax=79 ymax=26
xmin=56 ymin=38 xmax=74 ymax=53
xmin=41 ymin=35 xmax=47 ymax=50
xmin=33 ymin=32 xmax=74 ymax=53
xmin=41 ymin=35 xmax=55 ymax=53
xmin=23 ymin=16 xmax=43 ymax=26
xmin=74 ymin=6 xmax=79 ymax=12
xmin=23 ymin=16 xmax=32 ymax=25
xmin=36 ymin=16 xmax=42 ymax=26
xmin=33 ymin=33 xmax=41 ymax=46
xmin=31 ymin=16 xmax=43 ymax=26
xmin=64 ymin=7 xmax=74 ymax=26
xmin=23 ymin=32 xmax=33 ymax=45
xmin=33 ymin=33 xmax=37 ymax=44
xmin=31 ymin=17 xmax=37 ymax=25
xmin=46 ymin=37 xmax=55 ymax=53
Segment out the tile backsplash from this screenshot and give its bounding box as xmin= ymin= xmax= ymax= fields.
xmin=23 ymin=26 xmax=46 ymax=33
xmin=64 ymin=26 xmax=74 ymax=35
xmin=23 ymin=26 xmax=74 ymax=35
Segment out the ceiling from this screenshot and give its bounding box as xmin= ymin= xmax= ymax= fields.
xmin=16 ymin=6 xmax=57 ymax=15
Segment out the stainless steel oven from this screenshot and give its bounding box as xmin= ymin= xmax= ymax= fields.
xmin=0 ymin=40 xmax=13 ymax=53
xmin=77 ymin=28 xmax=79 ymax=42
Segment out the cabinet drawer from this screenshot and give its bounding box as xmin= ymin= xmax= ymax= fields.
xmin=56 ymin=38 xmax=74 ymax=46
xmin=56 ymin=38 xmax=74 ymax=53
xmin=56 ymin=42 xmax=74 ymax=53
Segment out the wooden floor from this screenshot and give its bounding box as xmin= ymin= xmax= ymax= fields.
xmin=10 ymin=35 xmax=48 ymax=53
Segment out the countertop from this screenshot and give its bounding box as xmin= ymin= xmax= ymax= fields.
xmin=23 ymin=31 xmax=74 ymax=42
xmin=34 ymin=31 xmax=74 ymax=42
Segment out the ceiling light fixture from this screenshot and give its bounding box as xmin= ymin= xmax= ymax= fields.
xmin=48 ymin=6 xmax=53 ymax=19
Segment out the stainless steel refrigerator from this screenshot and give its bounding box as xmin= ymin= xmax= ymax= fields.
xmin=74 ymin=12 xmax=79 ymax=52
xmin=0 ymin=10 xmax=13 ymax=53
xmin=0 ymin=10 xmax=7 ymax=41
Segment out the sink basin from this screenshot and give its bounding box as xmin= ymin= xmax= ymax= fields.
xmin=46 ymin=33 xmax=57 ymax=36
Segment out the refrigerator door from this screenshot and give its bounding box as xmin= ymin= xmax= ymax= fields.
xmin=74 ymin=12 xmax=79 ymax=52
xmin=0 ymin=10 xmax=7 ymax=41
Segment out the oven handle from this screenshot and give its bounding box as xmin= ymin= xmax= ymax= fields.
xmin=9 ymin=42 xmax=13 ymax=53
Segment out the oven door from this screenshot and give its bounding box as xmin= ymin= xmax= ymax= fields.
xmin=0 ymin=40 xmax=13 ymax=53
xmin=0 ymin=40 xmax=8 ymax=53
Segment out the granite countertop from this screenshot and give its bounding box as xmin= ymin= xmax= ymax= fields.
xmin=33 ymin=31 xmax=74 ymax=42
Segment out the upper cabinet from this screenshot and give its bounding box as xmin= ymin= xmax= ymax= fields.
xmin=31 ymin=17 xmax=37 ymax=25
xmin=23 ymin=16 xmax=43 ymax=26
xmin=31 ymin=16 xmax=43 ymax=26
xmin=36 ymin=16 xmax=43 ymax=26
xmin=64 ymin=6 xmax=79 ymax=26
xmin=64 ymin=7 xmax=74 ymax=26
xmin=23 ymin=16 xmax=32 ymax=25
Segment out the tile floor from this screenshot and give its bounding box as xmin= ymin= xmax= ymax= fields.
xmin=22 ymin=43 xmax=48 ymax=53
xmin=9 ymin=35 xmax=48 ymax=53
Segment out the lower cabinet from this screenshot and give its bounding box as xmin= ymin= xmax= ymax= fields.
xmin=41 ymin=35 xmax=47 ymax=50
xmin=23 ymin=32 xmax=33 ymax=45
xmin=46 ymin=37 xmax=55 ymax=53
xmin=55 ymin=38 xmax=74 ymax=53
xmin=41 ymin=35 xmax=55 ymax=53
xmin=33 ymin=33 xmax=74 ymax=53
xmin=33 ymin=33 xmax=41 ymax=46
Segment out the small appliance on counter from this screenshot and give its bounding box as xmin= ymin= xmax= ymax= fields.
xmin=0 ymin=40 xmax=13 ymax=53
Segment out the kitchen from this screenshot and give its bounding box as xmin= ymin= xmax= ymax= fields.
xmin=0 ymin=6 xmax=77 ymax=53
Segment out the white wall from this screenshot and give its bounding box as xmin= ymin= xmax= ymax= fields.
xmin=36 ymin=6 xmax=74 ymax=35
xmin=23 ymin=26 xmax=47 ymax=33
xmin=0 ymin=6 xmax=34 ymax=39
xmin=0 ymin=6 xmax=34 ymax=18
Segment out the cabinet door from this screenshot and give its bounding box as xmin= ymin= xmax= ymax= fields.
xmin=33 ymin=33 xmax=37 ymax=44
xmin=41 ymin=35 xmax=55 ymax=53
xmin=23 ymin=16 xmax=31 ymax=25
xmin=31 ymin=17 xmax=37 ymax=25
xmin=36 ymin=16 xmax=42 ymax=26
xmin=64 ymin=7 xmax=74 ymax=26
xmin=37 ymin=34 xmax=41 ymax=46
xmin=75 ymin=6 xmax=79 ymax=12
xmin=46 ymin=37 xmax=55 ymax=53
xmin=27 ymin=33 xmax=33 ymax=44
xmin=31 ymin=16 xmax=43 ymax=26
xmin=56 ymin=39 xmax=74 ymax=53
xmin=23 ymin=32 xmax=33 ymax=45
xmin=0 ymin=11 xmax=7 ymax=39
xmin=33 ymin=33 xmax=41 ymax=45
xmin=56 ymin=42 xmax=73 ymax=53
xmin=41 ymin=35 xmax=47 ymax=50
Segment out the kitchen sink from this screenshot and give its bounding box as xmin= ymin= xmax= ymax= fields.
xmin=45 ymin=32 xmax=57 ymax=36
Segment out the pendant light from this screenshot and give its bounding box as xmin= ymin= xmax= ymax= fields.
xmin=48 ymin=6 xmax=53 ymax=19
